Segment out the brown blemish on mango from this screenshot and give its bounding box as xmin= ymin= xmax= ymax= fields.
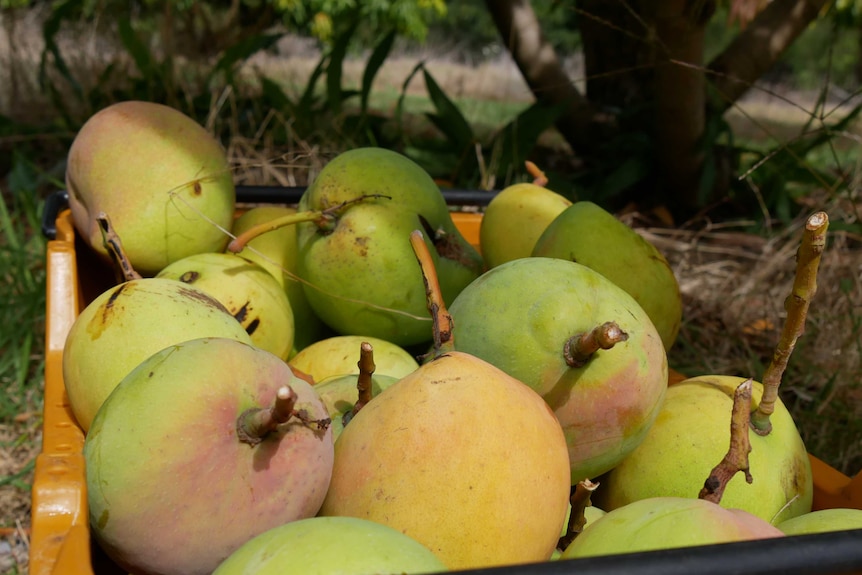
xmin=245 ymin=317 xmax=261 ymax=336
xmin=179 ymin=271 xmax=200 ymax=283
xmin=176 ymin=286 xmax=231 ymax=314
xmin=97 ymin=509 xmax=109 ymax=530
xmin=87 ymin=283 xmax=130 ymax=340
xmin=354 ymin=236 xmax=369 ymax=257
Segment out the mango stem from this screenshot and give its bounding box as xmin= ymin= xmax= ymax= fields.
xmin=563 ymin=322 xmax=628 ymax=368
xmin=227 ymin=209 xmax=332 ymax=253
xmin=409 ymin=230 xmax=455 ymax=356
xmin=699 ymin=378 xmax=753 ymax=504
xmin=558 ymin=478 xmax=600 ymax=551
xmin=236 ymin=385 xmax=330 ymax=446
xmin=751 ymin=211 xmax=829 ymax=435
xmin=227 ymin=194 xmax=392 ymax=253
xmin=97 ymin=212 xmax=143 ymax=283
xmin=344 ymin=342 xmax=376 ymax=425
xmin=525 ymin=160 xmax=548 ymax=187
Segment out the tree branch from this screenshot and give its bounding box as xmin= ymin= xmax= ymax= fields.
xmin=484 ymin=0 xmax=614 ymax=156
xmin=707 ymin=0 xmax=831 ymax=112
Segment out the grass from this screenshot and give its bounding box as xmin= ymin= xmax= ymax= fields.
xmin=0 ymin=151 xmax=53 ymax=573
xmin=0 ymin=171 xmax=46 ymax=416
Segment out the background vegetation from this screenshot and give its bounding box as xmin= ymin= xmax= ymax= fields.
xmin=1 ymin=1 xmax=861 ymax=572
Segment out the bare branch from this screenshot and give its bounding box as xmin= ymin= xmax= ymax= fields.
xmin=708 ymin=0 xmax=831 ymax=112
xmin=484 ymin=0 xmax=613 ymax=154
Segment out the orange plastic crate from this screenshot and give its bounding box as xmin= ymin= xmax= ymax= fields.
xmin=31 ymin=203 xmax=862 ymax=575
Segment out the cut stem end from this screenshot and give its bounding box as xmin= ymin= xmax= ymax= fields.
xmin=237 ymin=385 xmax=330 ymax=446
xmin=558 ymin=478 xmax=600 ymax=551
xmin=564 ymin=321 xmax=628 ymax=368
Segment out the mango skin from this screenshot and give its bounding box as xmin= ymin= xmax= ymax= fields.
xmin=447 ymin=257 xmax=668 ymax=483
xmin=480 ymin=182 xmax=572 ymax=269
xmin=85 ymin=337 xmax=334 ymax=575
xmin=297 ymin=203 xmax=443 ymax=346
xmin=157 ymin=252 xmax=295 ymax=360
xmin=232 ymin=206 xmax=330 ymax=355
xmin=596 ymin=376 xmax=813 ymax=525
xmin=776 ymin=508 xmax=862 ymax=536
xmin=319 ymin=351 xmax=571 ymax=571
xmin=212 ymin=516 xmax=447 ymax=575
xmin=296 ymin=147 xmax=483 ymax=346
xmin=63 ymin=277 xmax=253 ymax=432
xmin=561 ymin=497 xmax=784 ymax=559
xmin=288 ymin=334 xmax=419 ymax=382
xmin=533 ymin=201 xmax=682 ymax=351
xmin=66 ymin=100 xmax=235 ymax=276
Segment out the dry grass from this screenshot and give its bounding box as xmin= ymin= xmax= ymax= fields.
xmin=628 ymin=194 xmax=862 ymax=474
xmin=0 ymin=421 xmax=39 ymax=573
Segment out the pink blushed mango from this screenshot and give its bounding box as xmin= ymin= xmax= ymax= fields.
xmin=67 ymin=100 xmax=235 ymax=276
xmin=319 ymin=351 xmax=571 ymax=571
xmin=84 ymin=337 xmax=334 ymax=575
xmin=447 ymin=257 xmax=668 ymax=482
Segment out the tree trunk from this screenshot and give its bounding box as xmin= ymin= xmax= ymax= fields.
xmin=486 ymin=0 xmax=826 ymax=216
xmin=577 ymin=1 xmax=713 ymax=212
xmin=653 ymin=1 xmax=715 ymax=212
xmin=708 ymin=0 xmax=832 ymax=112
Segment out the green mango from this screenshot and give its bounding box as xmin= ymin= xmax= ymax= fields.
xmin=288 ymin=334 xmax=418 ymax=382
xmin=296 ymin=147 xmax=483 ymax=346
xmin=561 ymin=497 xmax=784 ymax=560
xmin=532 ymin=201 xmax=682 ymax=351
xmin=776 ymin=508 xmax=862 ymax=535
xmin=595 ymin=376 xmax=813 ymax=525
xmin=212 ymin=517 xmax=447 ymax=575
xmin=480 ymin=182 xmax=572 ymax=269
xmin=66 ymin=101 xmax=235 ymax=276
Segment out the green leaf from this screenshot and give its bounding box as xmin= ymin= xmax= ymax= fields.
xmin=361 ymin=30 xmax=396 ymax=115
xmin=212 ymin=33 xmax=283 ymax=79
xmin=494 ymin=101 xmax=568 ymax=177
xmin=600 ymin=155 xmax=651 ymax=201
xmin=118 ymin=18 xmax=155 ymax=80
xmin=38 ymin=0 xmax=84 ymax=107
xmin=395 ymin=61 xmax=427 ymax=139
xmin=326 ymin=20 xmax=359 ymax=114
xmin=260 ymin=77 xmax=297 ymax=117
xmin=422 ymin=67 xmax=474 ymax=152
xmin=298 ymin=55 xmax=329 ymax=116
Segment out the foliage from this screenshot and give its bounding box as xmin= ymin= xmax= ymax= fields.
xmin=277 ymin=0 xmax=446 ymax=43
xmin=731 ymin=95 xmax=862 ymax=228
xmin=0 ymin=152 xmax=52 ymax=422
xmin=24 ymin=0 xmax=574 ymax=188
xmin=781 ymin=16 xmax=860 ymax=91
xmin=7 ymin=0 xmax=862 ymax=219
xmin=424 ymin=0 xmax=581 ymax=63
xmin=389 ymin=60 xmax=567 ymax=189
